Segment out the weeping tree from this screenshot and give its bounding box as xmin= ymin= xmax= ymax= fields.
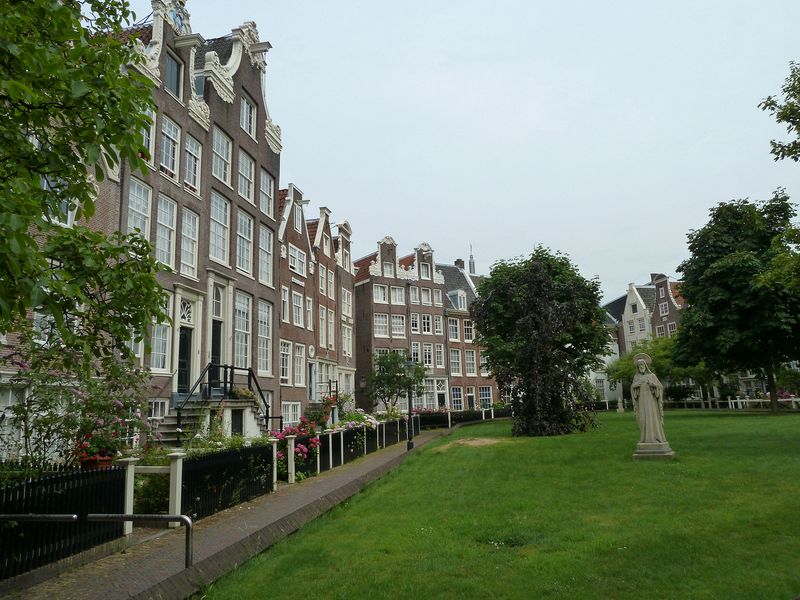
xmin=472 ymin=248 xmax=608 ymax=436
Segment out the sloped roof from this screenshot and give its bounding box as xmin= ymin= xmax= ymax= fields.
xmin=354 ymin=252 xmax=377 ymax=283
xmin=436 ymin=263 xmax=477 ymax=310
xmin=398 ymin=254 xmax=415 ymax=269
xmin=306 ymin=219 xmax=319 ymax=246
xmin=195 ymin=35 xmax=233 ymax=69
xmin=637 ymin=286 xmax=656 ymax=312
xmin=602 ymin=294 xmax=627 ymax=322
xmin=277 ymin=188 xmax=288 ymax=216
xmin=670 ymin=282 xmax=686 ymax=308
xmin=119 ymin=24 xmax=153 ymax=45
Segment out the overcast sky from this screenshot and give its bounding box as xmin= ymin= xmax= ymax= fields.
xmin=130 ymin=0 xmax=800 ymax=301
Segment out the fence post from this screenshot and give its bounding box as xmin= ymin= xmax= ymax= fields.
xmin=117 ymin=457 xmax=139 ymax=536
xmin=269 ymin=437 xmax=278 ymax=491
xmin=339 ymin=429 xmax=345 ymax=465
xmin=363 ymin=425 xmax=368 ymax=456
xmin=286 ymin=435 xmax=296 ymax=484
xmin=481 ymin=408 xmax=486 ymax=420
xmin=447 ymin=410 xmax=452 ymax=428
xmin=168 ymin=452 xmax=186 ymax=528
xmin=316 ymin=438 xmax=321 ymax=474
xmin=491 ymin=407 xmax=495 ymax=419
xmin=324 ymin=429 xmax=333 ymax=470
xmin=377 ymin=424 xmax=381 ymax=450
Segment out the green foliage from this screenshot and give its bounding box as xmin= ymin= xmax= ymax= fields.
xmin=366 ymin=351 xmax=426 ymax=411
xmin=471 ymin=247 xmax=608 ymax=436
xmin=0 ymin=0 xmax=165 ymax=353
xmin=675 ymin=193 xmax=800 ymax=409
xmin=0 ymin=316 xmax=148 ymax=467
xmin=776 ymin=367 xmax=800 ymax=395
xmin=759 ymin=61 xmax=800 ymax=162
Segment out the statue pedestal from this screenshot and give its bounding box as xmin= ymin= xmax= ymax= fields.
xmin=633 ymin=442 xmax=675 ymax=460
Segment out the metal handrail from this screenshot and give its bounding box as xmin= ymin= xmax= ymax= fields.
xmin=87 ymin=514 xmax=193 ymax=568
xmin=0 ymin=514 xmax=78 ymax=523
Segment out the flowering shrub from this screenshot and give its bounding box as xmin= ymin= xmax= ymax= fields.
xmin=338 ymin=408 xmax=379 ymax=429
xmin=269 ymin=417 xmax=320 ymax=480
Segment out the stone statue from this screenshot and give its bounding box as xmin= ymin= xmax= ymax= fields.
xmin=630 ymin=353 xmax=674 ymax=459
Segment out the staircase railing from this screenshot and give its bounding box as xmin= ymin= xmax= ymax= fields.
xmin=175 ymin=363 xmax=282 ymax=446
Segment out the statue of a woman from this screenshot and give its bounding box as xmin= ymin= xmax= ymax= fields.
xmin=630 ymin=353 xmax=674 ymax=458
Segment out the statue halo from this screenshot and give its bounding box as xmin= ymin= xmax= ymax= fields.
xmin=633 ymin=353 xmax=652 ymax=366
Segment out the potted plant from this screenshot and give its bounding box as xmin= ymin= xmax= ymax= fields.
xmin=230 ymin=386 xmax=256 ymax=400
xmin=76 ymin=429 xmax=121 ymax=469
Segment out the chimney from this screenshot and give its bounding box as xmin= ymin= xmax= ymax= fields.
xmin=454 ymin=258 xmax=465 ymax=269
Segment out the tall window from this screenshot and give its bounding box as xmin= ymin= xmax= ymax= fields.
xmin=448 ymin=318 xmax=459 ymax=341
xmin=141 ymin=107 xmax=155 ymax=164
xmin=434 ymin=289 xmax=442 ymax=306
xmin=411 ymin=342 xmax=420 ymax=363
xmin=450 ymin=349 xmax=462 ymax=375
xmin=373 ymin=284 xmax=388 ymax=303
xmin=240 ymin=95 xmax=256 ymax=137
xmin=410 ymin=313 xmax=420 ymax=333
xmin=294 ymin=345 xmax=305 ymax=386
xmin=480 ymin=354 xmax=490 ymax=376
xmin=319 ymin=307 xmax=327 ymax=347
xmin=260 ymin=169 xmax=274 ymax=217
xmin=180 ymin=208 xmax=198 ymax=277
xmin=127 ymin=178 xmax=151 ymax=234
xmin=292 ymin=291 xmax=304 ymax=327
xmin=259 ymin=224 xmax=273 ymax=286
xmin=383 ymin=261 xmax=394 ymax=277
xmin=294 ymin=205 xmax=302 ymax=232
xmin=155 ymin=194 xmax=176 ymax=267
xmin=656 ymin=325 xmax=665 ymax=338
xmin=451 ymin=388 xmax=464 ymax=411
xmin=390 ymin=286 xmax=405 ymax=304
xmin=668 ymin=322 xmax=677 ymax=335
xmin=391 ymin=315 xmax=406 ymax=337
xmin=421 ymin=288 xmax=432 ymax=305
xmin=465 ymin=350 xmax=477 ymax=375
xmin=183 ymin=135 xmax=201 ymax=193
xmin=421 ymin=314 xmax=432 ymax=334
xmin=236 ymin=210 xmax=253 ymax=274
xmin=282 ymin=402 xmax=300 ymax=424
xmin=409 ymin=286 xmax=420 ymax=304
xmin=341 ymin=288 xmax=353 ymax=317
xmin=209 ymin=192 xmax=230 ymax=263
xmin=165 ymin=52 xmax=182 ymax=98
xmin=281 ymin=286 xmax=289 ymax=322
xmin=479 ymin=386 xmax=492 ymax=408
xmin=323 ymin=234 xmax=330 ymax=256
xmin=279 ymin=340 xmax=292 ymax=385
xmin=638 ymin=318 xmax=646 ymax=332
xmin=374 ymin=314 xmax=389 ymax=337
xmin=234 ymin=292 xmax=251 ymax=368
xmin=150 ymin=293 xmax=172 ymax=371
xmin=159 ymin=116 xmax=180 ymax=179
xmin=420 ymin=263 xmax=431 ymax=279
xmin=257 ymin=300 xmax=273 ymax=375
xmin=342 ymin=325 xmax=352 ymax=357
xmin=306 ymin=297 xmax=313 ymax=331
xmin=423 ymin=343 xmax=433 ymax=367
xmin=327 ymin=271 xmax=335 ymax=298
xmin=464 ymin=320 xmax=474 ymax=342
xmin=288 ymin=244 xmax=307 ymax=276
xmin=212 ymin=127 xmax=232 ymax=184
xmin=435 ymin=344 xmax=445 ymax=368
xmin=434 ymin=315 xmax=443 ymax=335
xmin=319 ymin=265 xmax=327 ymax=294
xmin=238 ymin=150 xmax=255 ymax=202
xmin=659 ymin=302 xmax=669 ymax=316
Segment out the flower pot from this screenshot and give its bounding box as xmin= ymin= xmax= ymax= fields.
xmin=81 ymin=456 xmax=113 ymax=470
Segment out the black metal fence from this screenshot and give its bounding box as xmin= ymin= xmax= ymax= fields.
xmin=451 ymin=409 xmax=485 ymax=424
xmin=384 ymin=420 xmax=400 ymax=447
xmin=416 ymin=412 xmax=449 ymax=429
xmin=0 ymin=464 xmax=125 ymax=582
xmin=342 ymin=428 xmax=363 ymax=464
xmin=293 ymin=435 xmax=317 ymax=478
xmin=365 ymin=426 xmax=379 ymax=454
xmin=181 ymin=444 xmax=273 ymax=520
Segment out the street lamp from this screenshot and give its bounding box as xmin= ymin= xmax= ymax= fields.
xmin=405 ymin=357 xmax=415 ymax=451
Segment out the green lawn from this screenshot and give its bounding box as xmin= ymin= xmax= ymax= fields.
xmin=202 ymin=412 xmax=800 ymax=599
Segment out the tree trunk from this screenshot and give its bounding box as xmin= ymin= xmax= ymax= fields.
xmin=766 ymin=368 xmax=779 ymax=412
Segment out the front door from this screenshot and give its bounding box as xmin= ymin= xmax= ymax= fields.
xmin=467 ymin=388 xmax=475 ymax=411
xmin=177 ymin=326 xmax=192 ymax=394
xmin=210 ymin=320 xmax=222 ymax=386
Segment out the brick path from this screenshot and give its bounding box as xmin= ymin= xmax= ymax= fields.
xmin=4 ymin=429 xmax=447 ymax=600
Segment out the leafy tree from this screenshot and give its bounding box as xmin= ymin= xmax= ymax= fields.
xmin=759 ymin=61 xmax=800 ymax=162
xmin=1 ymin=315 xmax=150 ymax=468
xmin=675 ymin=193 xmax=800 ymax=411
xmin=471 ymin=247 xmax=608 ymax=436
xmin=0 ymin=0 xmax=164 ymax=356
xmin=367 ymin=351 xmax=426 ymax=411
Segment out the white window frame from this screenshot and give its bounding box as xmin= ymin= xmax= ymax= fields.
xmin=319 ymin=306 xmax=327 ymax=347
xmin=292 ymin=291 xmax=304 ymax=327
xmin=150 ymin=293 xmax=173 ymax=372
xmin=423 ymin=343 xmax=433 ymax=367
xmin=659 ymin=302 xmax=669 ymax=316
xmin=234 ymin=292 xmax=251 ymax=369
xmin=328 ymin=270 xmax=335 ymax=299
xmin=479 ymin=386 xmax=493 ymax=408
xmin=434 ymin=315 xmax=443 ymax=336
xmin=450 ymin=349 xmax=462 ymax=376
xmin=294 ymin=345 xmax=305 ymax=387
xmin=288 ymin=244 xmax=307 ymax=277
xmin=328 ymin=309 xmax=335 ymax=350
xmin=341 ymin=288 xmax=353 ymax=317
xmin=451 ymin=387 xmax=463 ymax=411
xmin=128 ymin=178 xmax=152 ymax=234
xmin=180 ymin=208 xmax=199 ymax=278
xmin=319 ymin=265 xmax=327 ymax=294
xmin=656 ymin=324 xmax=665 ymax=338
xmin=374 ymin=313 xmax=389 ymax=338
xmin=373 ymin=284 xmax=388 ymax=303
xmin=391 ymin=314 xmax=406 ymax=338
xmin=282 ymin=401 xmax=301 ymax=425
xmin=259 ymin=224 xmax=274 ymax=286
xmin=638 ymin=318 xmax=646 ymax=332
xmin=238 ymin=150 xmax=255 ymax=203
xmin=305 ymin=297 xmax=313 ymax=331
xmin=448 ymin=318 xmax=459 ymax=341
xmin=183 ymin=134 xmax=202 ymax=193
xmin=281 ymin=286 xmax=290 ymax=323
xmin=159 ymin=115 xmax=180 ymax=179
xmin=464 ymin=320 xmax=474 ymax=342
xmin=236 ymin=210 xmax=253 ymax=275
xmin=435 ymin=344 xmax=445 ymax=368
xmin=420 ymin=263 xmax=431 ymax=279
xmin=390 ymin=286 xmax=405 ymax=305
xmin=465 ymin=350 xmax=477 ymax=376
xmin=434 ymin=289 xmax=442 ymax=306
xmin=164 ymin=51 xmax=183 ymax=99
xmin=155 ymin=194 xmax=176 ymax=267
xmin=421 ymin=288 xmax=432 ymax=306
xmin=421 ymin=314 xmax=432 ymax=335
xmin=240 ymin=94 xmax=257 ymax=138
xmin=257 ymin=300 xmax=273 ymax=376
xmin=294 ymin=205 xmax=302 ymax=232
xmin=410 ymin=313 xmax=420 ymax=333
xmin=212 ymin=127 xmax=232 ymax=185
xmin=409 ymin=286 xmax=420 ymax=304
xmin=383 ymin=261 xmax=394 ymax=277
xmin=209 ymin=191 xmax=230 ymax=264
xmin=260 ymin=169 xmax=274 ymax=217
xmin=280 ymin=340 xmax=292 ymax=385
xmin=342 ymin=325 xmax=352 ymax=357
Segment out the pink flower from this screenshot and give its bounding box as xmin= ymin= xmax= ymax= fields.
xmin=114 ymin=399 xmax=124 ymax=409
xmin=96 ymin=418 xmax=105 ymax=427
xmin=276 ymin=451 xmax=285 ymax=460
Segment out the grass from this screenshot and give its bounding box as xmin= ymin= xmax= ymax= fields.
xmin=201 ymin=412 xmax=800 ymax=599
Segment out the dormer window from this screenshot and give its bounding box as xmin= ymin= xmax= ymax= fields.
xmin=383 ymin=261 xmax=394 ymax=277
xmin=165 ymin=52 xmax=183 ymax=99
xmin=457 ymin=291 xmax=467 ymax=310
xmin=420 ymin=262 xmax=431 ymax=279
xmin=631 ymin=303 xmax=638 ymax=313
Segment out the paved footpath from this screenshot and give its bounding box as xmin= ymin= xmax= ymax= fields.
xmin=7 ymin=429 xmax=448 ymax=600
